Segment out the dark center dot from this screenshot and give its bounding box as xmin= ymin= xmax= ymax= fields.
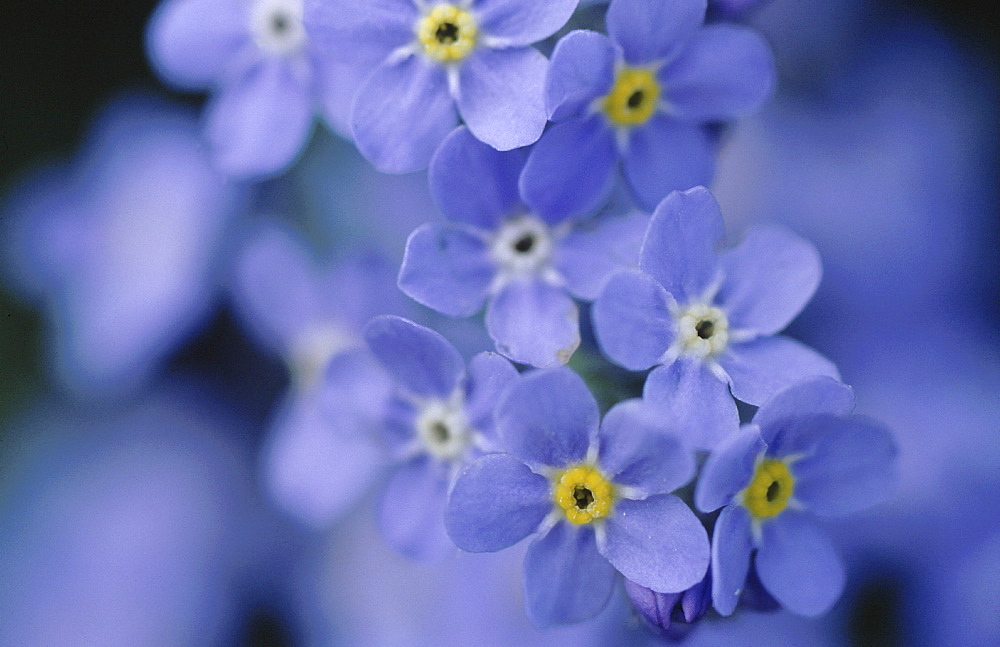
xmin=435 ymin=22 xmax=459 ymax=44
xmin=271 ymin=12 xmax=289 ymax=34
xmin=626 ymin=89 xmax=645 ymax=110
xmin=513 ymin=234 xmax=535 ymax=254
xmin=695 ymin=319 xmax=715 ymax=339
xmin=765 ymin=479 xmax=781 ymax=503
xmin=430 ymin=421 xmax=450 ymax=444
xmin=573 ymin=485 xmax=595 ymax=510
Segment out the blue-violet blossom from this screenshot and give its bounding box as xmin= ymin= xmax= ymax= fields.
xmin=306 ymin=0 xmax=580 ymax=173
xmin=363 ymin=315 xmax=519 ymax=560
xmin=399 ymin=126 xmax=647 ymax=368
xmin=694 ymin=377 xmax=897 ymax=617
xmin=592 ymin=186 xmax=838 ymax=449
xmin=521 ymin=0 xmax=775 ymax=217
xmin=445 ymin=368 xmax=709 ymax=627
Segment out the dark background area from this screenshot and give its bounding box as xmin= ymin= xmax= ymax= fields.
xmin=0 ymin=0 xmax=997 ymax=416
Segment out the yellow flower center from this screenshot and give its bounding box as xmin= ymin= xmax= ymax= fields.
xmin=602 ymin=67 xmax=660 ymax=127
xmin=743 ymin=459 xmax=795 ymax=520
xmin=416 ymin=4 xmax=478 ymax=63
xmin=553 ymin=464 xmax=615 ymax=525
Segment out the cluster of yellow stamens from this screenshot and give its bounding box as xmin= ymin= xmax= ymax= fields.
xmin=602 ymin=67 xmax=660 ymax=126
xmin=417 ymin=4 xmax=478 ymax=63
xmin=553 ymin=464 xmax=615 ymax=525
xmin=743 ymin=459 xmax=795 ymax=519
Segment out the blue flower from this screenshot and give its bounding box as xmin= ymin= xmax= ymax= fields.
xmin=1 ymin=96 xmax=244 ymax=396
xmin=398 ymin=126 xmax=647 ymax=368
xmin=592 ymin=186 xmax=838 ymax=448
xmin=694 ymin=377 xmax=897 ymax=617
xmin=147 ymin=0 xmax=363 ymax=177
xmin=445 ymin=368 xmax=708 ymax=627
xmin=364 ymin=315 xmax=519 ymax=560
xmin=306 ymin=0 xmax=580 ymax=173
xmin=520 ymin=0 xmax=775 ymax=217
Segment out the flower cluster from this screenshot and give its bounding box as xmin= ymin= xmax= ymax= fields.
xmin=1 ymin=0 xmax=909 ymax=640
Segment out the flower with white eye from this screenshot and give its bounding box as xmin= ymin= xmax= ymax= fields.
xmin=593 ymin=186 xmax=838 ymax=449
xmin=250 ymin=0 xmax=307 ymax=56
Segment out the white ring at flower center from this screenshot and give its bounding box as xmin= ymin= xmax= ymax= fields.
xmin=415 ymin=399 xmax=473 ymax=461
xmin=251 ymin=0 xmax=306 ymax=56
xmin=489 ymin=215 xmax=553 ymax=278
xmin=675 ymin=302 xmax=729 ymax=359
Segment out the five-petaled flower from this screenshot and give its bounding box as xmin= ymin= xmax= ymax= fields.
xmin=445 ymin=368 xmax=709 ymax=627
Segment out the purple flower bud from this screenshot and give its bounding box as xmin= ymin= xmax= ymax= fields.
xmin=625 ymin=567 xmax=712 ymax=639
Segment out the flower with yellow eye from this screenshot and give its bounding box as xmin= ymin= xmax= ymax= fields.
xmin=445 ymin=368 xmax=708 ymax=627
xmin=695 ymin=377 xmax=897 ymax=618
xmin=307 ymin=0 xmax=580 ymax=173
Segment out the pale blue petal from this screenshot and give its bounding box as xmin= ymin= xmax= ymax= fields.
xmin=473 ymin=0 xmax=579 ymax=46
xmin=716 ymin=225 xmax=822 ymax=336
xmin=458 ymin=47 xmax=548 ymax=151
xmin=622 ymin=117 xmax=716 ymax=211
xmin=397 ymin=223 xmax=494 ymax=317
xmin=524 ymin=523 xmax=618 ymax=627
xmin=710 ymin=504 xmax=753 ymax=616
xmin=146 ymin=0 xmax=246 ymax=89
xmin=591 ymin=269 xmax=674 ymax=371
xmin=643 ymin=358 xmax=739 ymax=450
xmin=751 ymin=377 xmax=855 ymax=438
xmin=554 ymin=211 xmax=648 ymax=301
xmin=363 ymin=315 xmax=465 ymax=399
xmin=606 ymin=0 xmax=706 ymax=64
xmin=463 ymin=352 xmax=520 ymax=433
xmin=694 ymin=425 xmax=764 ymax=513
xmin=720 ymin=336 xmax=840 ymax=406
xmin=378 ymin=456 xmax=455 ymax=561
xmin=545 ymin=29 xmax=616 ymax=121
xmin=444 ymin=453 xmax=550 ymax=552
xmin=602 ymin=495 xmax=709 ymax=593
xmin=486 ymin=280 xmax=580 ymax=368
xmin=305 ymin=0 xmax=416 ymax=65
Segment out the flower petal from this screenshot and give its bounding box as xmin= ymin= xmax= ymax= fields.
xmin=554 ymin=211 xmax=648 ymax=301
xmin=660 ymin=24 xmax=776 ymax=122
xmin=398 ymin=223 xmax=494 ymax=317
xmin=496 ymin=366 xmax=597 ymax=468
xmin=606 ymin=0 xmax=706 ymax=65
xmin=486 ymin=280 xmax=580 ymax=368
xmin=264 ymin=392 xmax=383 ymax=528
xmin=789 ymin=415 xmax=898 ymax=517
xmin=519 ymin=115 xmax=618 ymax=223
xmin=523 ymin=523 xmax=618 ymax=627
xmin=363 ymin=315 xmax=465 ymax=399
xmin=717 ymin=225 xmax=822 ymax=336
xmin=694 ymin=425 xmax=764 ymax=513
xmin=601 ymin=494 xmax=709 ymax=593
xmin=305 ymin=0 xmax=416 ymax=65
xmin=146 ymin=0 xmax=246 ymax=89
xmin=457 ymin=47 xmax=547 ymax=151
xmin=473 ymin=0 xmax=579 ymax=47
xmin=463 ymin=352 xmax=521 ymax=434
xmin=204 ymin=60 xmax=314 ymax=178
xmin=352 ymin=56 xmax=457 ymax=173
xmin=597 ymin=399 xmax=695 ymax=496
xmin=710 ymin=504 xmax=753 ymax=616
xmin=638 ymin=186 xmax=723 ymax=304
xmin=545 ymin=29 xmax=616 ymax=121
xmin=591 ymin=269 xmax=675 ymax=371
xmin=755 ymin=511 xmax=846 ymax=617
xmin=622 ymin=117 xmax=716 ymax=211
xmin=444 ymin=453 xmax=551 ymax=552
xmin=720 ymin=336 xmax=840 ymax=407
xmin=429 ymin=126 xmax=527 ymax=229
xmin=316 ymin=58 xmax=372 ymax=139
xmin=378 ymin=456 xmax=454 ymax=561
xmin=751 ymin=376 xmax=855 ymax=435
xmin=643 ymin=358 xmax=739 ymax=450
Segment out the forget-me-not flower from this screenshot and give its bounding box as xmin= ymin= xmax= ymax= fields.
xmin=398 ymin=126 xmax=647 ymax=368
xmin=520 ymin=0 xmax=775 ymax=217
xmin=694 ymin=377 xmax=897 ymax=617
xmin=592 ymin=186 xmax=838 ymax=448
xmin=446 ymin=368 xmax=709 ymax=627
xmin=147 ymin=0 xmax=362 ymax=176
xmin=307 ymin=0 xmax=580 ymax=173
xmin=364 ymin=315 xmax=519 ymax=560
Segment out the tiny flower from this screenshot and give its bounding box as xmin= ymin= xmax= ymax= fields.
xmin=307 ymin=0 xmax=580 ymax=173
xmin=398 ymin=126 xmax=647 ymax=368
xmin=694 ymin=377 xmax=898 ymax=617
xmin=364 ymin=315 xmax=519 ymax=560
xmin=147 ymin=0 xmax=362 ymax=177
xmin=445 ymin=368 xmax=709 ymax=627
xmin=521 ymin=0 xmax=775 ymax=218
xmin=1 ymin=96 xmax=243 ymax=396
xmin=592 ymin=186 xmax=838 ymax=448
xmin=624 ymin=568 xmax=711 ymax=639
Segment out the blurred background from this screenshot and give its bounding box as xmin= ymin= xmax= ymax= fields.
xmin=1 ymin=0 xmax=997 ymax=645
